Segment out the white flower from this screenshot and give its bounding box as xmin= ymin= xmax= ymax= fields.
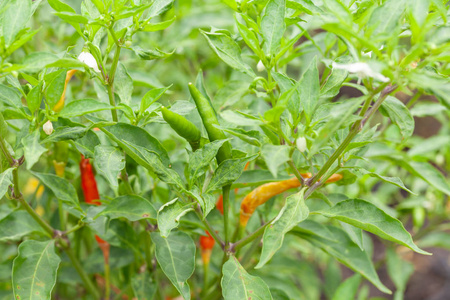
xmin=257 ymin=60 xmax=265 ymax=72
xmin=78 ymin=51 xmax=100 ymax=72
xmin=332 ymin=62 xmax=389 ymax=82
xmin=296 ymin=137 xmax=307 ymax=153
xmin=43 ymin=121 xmax=53 ymax=135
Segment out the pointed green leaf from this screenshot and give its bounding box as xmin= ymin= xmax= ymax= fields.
xmin=31 ymin=172 xmax=81 ymax=212
xmin=332 ymin=274 xmax=362 ymax=300
xmin=380 ymin=96 xmax=414 ymax=139
xmin=131 ymin=272 xmax=157 ymax=300
xmin=151 ymin=231 xmax=195 ymax=300
xmin=139 ymin=85 xmax=172 ymax=114
xmin=2 ymin=0 xmax=32 ymax=47
xmin=201 ymin=30 xmax=256 ymax=77
xmin=0 ymin=168 xmax=13 ymax=199
xmin=222 ymin=256 xmax=273 ymax=300
xmin=386 ymin=248 xmax=414 ymax=297
xmin=366 ymin=0 xmax=406 ymax=41
xmin=299 ymin=56 xmax=319 ymax=124
xmin=94 ymin=145 xmax=125 ymax=187
xmin=98 ymin=195 xmax=156 ymax=222
xmin=0 ymin=211 xmax=46 ymax=241
xmin=22 ymin=131 xmax=47 ymax=169
xmin=318 ymin=199 xmax=430 ymax=255
xmin=406 ymin=161 xmax=450 ymax=196
xmin=0 ymin=84 xmax=22 ymax=109
xmin=157 ymin=198 xmax=195 ymax=238
xmin=261 ymin=0 xmax=286 ymax=57
xmin=26 ymin=82 xmax=43 ymax=114
xmin=59 ymin=99 xmax=114 ymax=118
xmin=256 ymin=189 xmax=309 ymax=268
xmin=45 ymin=69 xmax=67 ymax=110
xmin=206 ymin=154 xmax=258 ymax=192
xmin=188 ymin=140 xmax=227 ymax=186
xmin=356 ymin=169 xmax=415 ymax=194
xmin=114 ymin=63 xmax=133 ymax=105
xmin=13 ymin=240 xmax=61 ymax=300
xmin=41 ymin=126 xmax=87 ymax=143
xmin=261 ymin=144 xmax=290 ymax=178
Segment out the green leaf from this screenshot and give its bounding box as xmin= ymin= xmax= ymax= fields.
xmin=114 ymin=63 xmax=133 ymax=105
xmin=206 ymin=154 xmax=258 ymax=192
xmin=221 ymin=256 xmax=273 ymax=300
xmin=261 ymin=144 xmax=290 ymax=178
xmin=59 ymin=99 xmax=114 ymax=118
xmin=320 ymin=58 xmax=350 ymax=99
xmin=365 ymin=0 xmax=406 ymax=41
xmin=26 ymin=82 xmax=43 ymax=114
xmin=409 ymin=70 xmax=450 ymax=108
xmin=157 ymin=198 xmax=195 ymax=238
xmin=406 ymin=161 xmax=450 ymax=196
xmin=0 ymin=168 xmax=13 ymax=199
xmin=0 ymin=84 xmax=22 ymax=109
xmin=22 ymin=131 xmax=47 ymax=169
xmin=356 ymin=169 xmax=415 ymax=194
xmin=45 ymin=70 xmax=67 ymax=110
xmin=12 ymin=240 xmax=61 ymax=300
xmin=93 ymin=145 xmax=125 ymax=187
xmin=261 ymin=0 xmax=286 ymax=57
xmin=201 ymin=30 xmax=256 ymax=77
xmin=299 ymin=56 xmax=319 ymax=124
xmin=386 ymin=248 xmax=414 ymax=298
xmin=139 ymin=85 xmax=172 ymax=114
xmin=45 ymin=58 xmax=89 ymax=69
xmin=103 ymin=123 xmax=170 ymax=166
xmin=123 ymin=141 xmax=185 ymax=189
xmin=98 ymin=195 xmax=157 ymax=221
xmin=0 ymin=211 xmax=46 ymax=241
xmin=142 ymin=16 xmax=176 ymax=31
xmin=332 ymin=274 xmax=362 ymax=300
xmin=131 ymin=272 xmax=157 ymax=300
xmin=73 ymin=130 xmax=100 ymax=158
xmin=188 ymin=139 xmax=228 ymax=186
xmin=293 ymin=224 xmax=390 ymax=294
xmin=41 ymin=126 xmax=87 ymax=143
xmin=54 ymin=12 xmax=89 ymax=23
xmin=217 ymin=126 xmax=262 ymax=147
xmin=380 ymin=96 xmax=414 ymax=139
xmin=2 ymin=0 xmax=32 ymax=47
xmin=47 ymin=0 xmax=76 ymax=13
xmin=317 ymin=199 xmax=430 ymax=255
xmin=235 ymin=14 xmax=262 ymax=57
xmin=132 ymin=46 xmax=174 ymax=60
xmin=151 ymin=231 xmax=195 ymax=300
xmin=256 ymin=189 xmax=309 ymax=268
xmin=31 ymin=172 xmax=81 ymax=212
xmin=147 ymin=0 xmax=174 ymax=18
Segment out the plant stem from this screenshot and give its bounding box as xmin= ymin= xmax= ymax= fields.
xmin=195 ymin=209 xmax=224 ymax=248
xmin=233 ymin=219 xmax=273 ymax=252
xmin=222 ymin=185 xmax=231 ymax=246
xmin=0 ymin=136 xmax=15 ymax=166
xmin=288 ymin=160 xmax=305 ymax=185
xmin=65 ymin=247 xmax=100 ymax=299
xmin=107 ymin=84 xmax=119 ymax=122
xmin=306 ymin=85 xmax=396 ymax=195
xmin=63 ymin=222 xmax=85 ymax=236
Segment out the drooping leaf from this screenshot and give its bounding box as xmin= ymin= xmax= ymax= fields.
xmin=317 ymin=199 xmax=430 ymax=255
xmin=114 ymin=63 xmax=133 ymax=105
xmin=98 ymin=195 xmax=156 ymax=222
xmin=59 ymin=99 xmax=114 ymax=118
xmin=12 ymin=240 xmax=61 ymax=300
xmin=22 ymin=131 xmax=47 ymax=169
xmin=31 ymin=172 xmax=81 ymax=212
xmin=292 ymin=224 xmax=391 ymax=294
xmin=256 ymin=189 xmax=309 ymax=268
xmin=201 ymin=30 xmax=256 ymax=77
xmin=0 ymin=211 xmax=46 ymax=241
xmin=41 ymin=126 xmax=87 ymax=143
xmin=356 ymin=168 xmax=415 ymax=194
xmin=261 ymin=144 xmax=290 ymax=178
xmin=0 ymin=84 xmax=22 ymax=109
xmin=94 ymin=145 xmax=125 ymax=187
xmin=222 ymin=256 xmax=273 ymax=300
xmin=157 ymin=198 xmax=195 ymax=238
xmin=0 ymin=168 xmax=13 ymax=199
xmin=332 ymin=274 xmax=362 ymax=300
xmin=380 ymin=96 xmax=414 ymax=139
xmin=188 ymin=140 xmax=227 ymax=186
xmin=151 ymin=231 xmax=195 ymax=300
xmin=206 ymin=154 xmax=258 ymax=192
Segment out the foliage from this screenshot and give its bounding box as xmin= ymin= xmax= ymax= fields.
xmin=0 ymin=0 xmax=449 ymax=299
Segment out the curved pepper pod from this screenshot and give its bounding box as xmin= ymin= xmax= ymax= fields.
xmin=239 ymin=173 xmax=343 ymax=227
xmin=161 ymin=106 xmax=201 ymax=151
xmin=53 ymin=69 xmax=77 ymax=112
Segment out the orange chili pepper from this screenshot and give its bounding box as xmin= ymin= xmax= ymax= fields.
xmin=239 ymin=173 xmax=343 ymax=227
xmin=79 ymin=155 xmax=110 ymax=262
xmin=200 ymin=231 xmax=215 ymax=265
xmin=53 ymin=69 xmax=77 ymax=112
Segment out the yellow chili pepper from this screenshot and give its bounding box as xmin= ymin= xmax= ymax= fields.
xmin=53 ymin=69 xmax=77 ymax=112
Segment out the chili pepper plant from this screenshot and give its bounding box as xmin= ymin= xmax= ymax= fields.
xmin=0 ymin=0 xmax=449 ymax=299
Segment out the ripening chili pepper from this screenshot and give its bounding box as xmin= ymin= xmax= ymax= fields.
xmin=53 ymin=69 xmax=77 ymax=112
xmin=188 ymin=83 xmax=232 ymax=164
xmin=200 ymin=231 xmax=215 ymax=268
xmin=239 ymin=173 xmax=343 ymax=227
xmin=79 ymin=155 xmax=110 ymax=262
xmin=161 ymin=106 xmax=201 ymax=151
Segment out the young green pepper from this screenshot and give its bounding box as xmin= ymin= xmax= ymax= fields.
xmin=161 ymin=106 xmax=201 ymax=151
xmin=188 ymin=82 xmax=231 ymax=164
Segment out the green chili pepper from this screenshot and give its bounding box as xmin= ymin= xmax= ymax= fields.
xmin=188 ymin=82 xmax=232 ymax=164
xmin=161 ymin=106 xmax=201 ymax=151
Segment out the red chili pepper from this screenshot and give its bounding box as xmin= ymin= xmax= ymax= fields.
xmin=200 ymin=231 xmax=215 ymax=265
xmin=79 ymin=155 xmax=110 ymax=262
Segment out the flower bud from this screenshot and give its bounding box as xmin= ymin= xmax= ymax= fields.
xmin=257 ymin=60 xmax=265 ymax=72
xmin=43 ymin=120 xmax=53 ymax=135
xmin=296 ymin=137 xmax=307 ymax=153
xmin=78 ymin=51 xmax=100 ymax=72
